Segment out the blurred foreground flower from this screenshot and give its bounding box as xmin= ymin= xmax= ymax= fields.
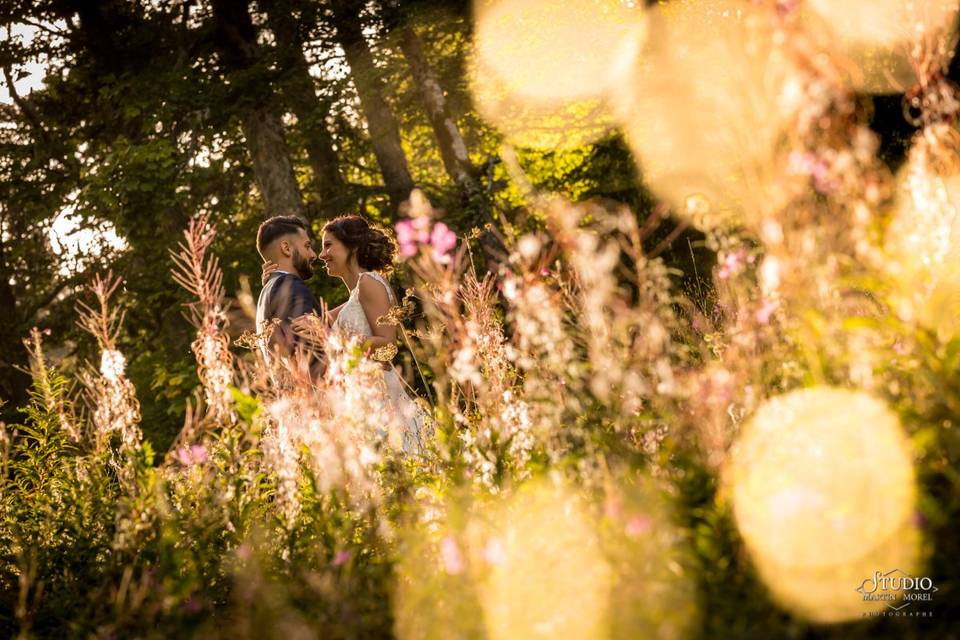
xmin=800 ymin=0 xmax=960 ymax=93
xmin=429 ymin=223 xmax=457 ymax=264
xmin=479 ymin=482 xmax=611 ymax=640
xmin=396 ymin=215 xmax=431 ymax=257
xmin=469 ymin=0 xmax=645 ymax=148
xmin=394 ymin=477 xmax=694 ymax=640
xmin=174 ymin=444 xmax=208 ymax=467
xmin=726 ymin=387 xmax=918 ymax=622
xmin=885 ymin=124 xmax=960 ymax=340
xmin=616 ymin=0 xmax=794 ymax=229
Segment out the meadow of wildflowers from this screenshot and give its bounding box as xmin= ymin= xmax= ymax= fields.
xmin=3 ymin=1 xmax=960 ymax=638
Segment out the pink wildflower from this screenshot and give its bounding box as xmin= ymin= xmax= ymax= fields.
xmin=786 ymin=150 xmax=836 ymax=194
xmin=604 ymin=494 xmax=623 ymax=520
xmin=625 ymin=514 xmax=653 ymax=538
xmin=440 ymin=536 xmax=465 ymax=575
xmin=776 ymin=0 xmax=800 ymax=15
xmin=755 ymin=298 xmax=779 ymax=324
xmin=174 ymin=443 xmax=208 ymax=467
xmin=395 ymin=217 xmax=431 ymax=258
xmin=430 ymin=222 xmax=457 ymax=264
xmin=691 ymin=312 xmax=711 ymax=336
xmin=333 ymin=549 xmax=352 ymax=566
xmin=718 ymin=249 xmax=747 ymax=280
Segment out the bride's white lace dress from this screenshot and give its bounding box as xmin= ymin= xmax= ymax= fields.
xmin=332 ymin=271 xmax=430 ymax=455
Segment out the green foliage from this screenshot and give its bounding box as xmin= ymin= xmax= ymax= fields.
xmin=0 ymin=365 xmax=401 ymax=638
xmin=0 ymin=370 xmax=119 ymax=637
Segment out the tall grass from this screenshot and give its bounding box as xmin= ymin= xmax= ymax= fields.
xmin=0 ymin=177 xmax=956 ymax=638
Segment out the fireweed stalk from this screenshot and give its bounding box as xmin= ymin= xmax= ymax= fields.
xmin=171 ymin=212 xmax=236 ymax=429
xmin=393 ymin=188 xmax=687 ymax=485
xmin=394 ymin=191 xmax=540 ymax=487
xmin=22 ymin=327 xmax=83 ymax=443
xmin=263 ymin=320 xmax=386 ymax=520
xmin=76 ymin=273 xmax=142 ymax=455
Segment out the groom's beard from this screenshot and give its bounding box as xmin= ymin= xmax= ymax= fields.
xmin=292 ymin=249 xmax=314 ymax=280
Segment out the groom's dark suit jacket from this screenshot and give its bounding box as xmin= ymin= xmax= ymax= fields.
xmin=256 ymin=271 xmax=322 ymax=360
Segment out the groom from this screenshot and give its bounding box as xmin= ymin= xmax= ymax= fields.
xmin=255 ymin=215 xmax=322 ymax=361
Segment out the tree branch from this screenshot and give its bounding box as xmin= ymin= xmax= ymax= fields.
xmin=1 ymin=63 xmax=50 ymax=145
xmin=18 ymin=17 xmax=68 ymax=38
xmin=20 ymin=271 xmax=90 ymax=326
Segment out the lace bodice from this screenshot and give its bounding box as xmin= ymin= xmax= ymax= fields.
xmin=332 ymin=272 xmax=396 ymax=337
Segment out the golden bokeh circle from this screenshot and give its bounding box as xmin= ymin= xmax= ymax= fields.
xmin=727 ymin=387 xmax=918 ymax=623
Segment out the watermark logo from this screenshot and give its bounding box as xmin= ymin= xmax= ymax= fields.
xmin=856 ymin=569 xmax=937 ymax=617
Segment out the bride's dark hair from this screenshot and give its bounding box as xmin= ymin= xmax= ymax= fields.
xmin=322 ymin=215 xmax=397 ymax=272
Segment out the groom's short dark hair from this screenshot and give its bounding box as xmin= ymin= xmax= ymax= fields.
xmin=257 ymin=216 xmax=309 ymax=258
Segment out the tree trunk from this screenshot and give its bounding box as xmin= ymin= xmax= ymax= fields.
xmin=328 ymin=0 xmax=415 ymax=205
xmin=0 ymin=234 xmax=31 ymax=415
xmin=212 ymin=0 xmax=305 ymax=218
xmin=263 ymin=1 xmax=345 ymax=210
xmin=239 ymin=107 xmax=307 ymax=217
xmin=397 ymin=27 xmax=477 ymax=197
xmin=393 ymin=20 xmax=504 ymax=266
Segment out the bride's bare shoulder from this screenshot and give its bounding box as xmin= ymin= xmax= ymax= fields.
xmin=357 ymin=271 xmax=394 ymax=304
xmin=357 ymin=272 xmax=393 ymax=305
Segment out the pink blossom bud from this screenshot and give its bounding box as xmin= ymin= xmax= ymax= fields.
xmin=431 ymin=222 xmax=457 ymax=252
xmin=625 ymin=514 xmax=652 ymax=538
xmin=175 ymin=443 xmax=208 ymax=466
xmin=440 ymin=536 xmax=464 ymax=575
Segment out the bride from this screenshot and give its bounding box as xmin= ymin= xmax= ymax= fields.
xmin=263 ymin=215 xmax=431 ymax=456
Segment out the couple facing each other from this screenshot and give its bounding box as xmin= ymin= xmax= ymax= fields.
xmin=254 ymin=214 xmax=429 ymax=455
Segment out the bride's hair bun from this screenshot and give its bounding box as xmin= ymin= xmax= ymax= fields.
xmin=322 ymin=215 xmax=397 ymax=272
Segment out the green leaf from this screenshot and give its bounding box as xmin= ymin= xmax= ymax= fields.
xmin=230 ymin=386 xmax=262 ymax=425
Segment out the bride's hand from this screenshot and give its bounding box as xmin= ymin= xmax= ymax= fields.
xmin=261 ymin=260 xmax=278 ymax=285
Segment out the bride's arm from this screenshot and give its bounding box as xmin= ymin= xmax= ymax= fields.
xmin=357 ymin=275 xmax=397 ymax=352
xmin=326 ymin=302 xmax=346 ymax=326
